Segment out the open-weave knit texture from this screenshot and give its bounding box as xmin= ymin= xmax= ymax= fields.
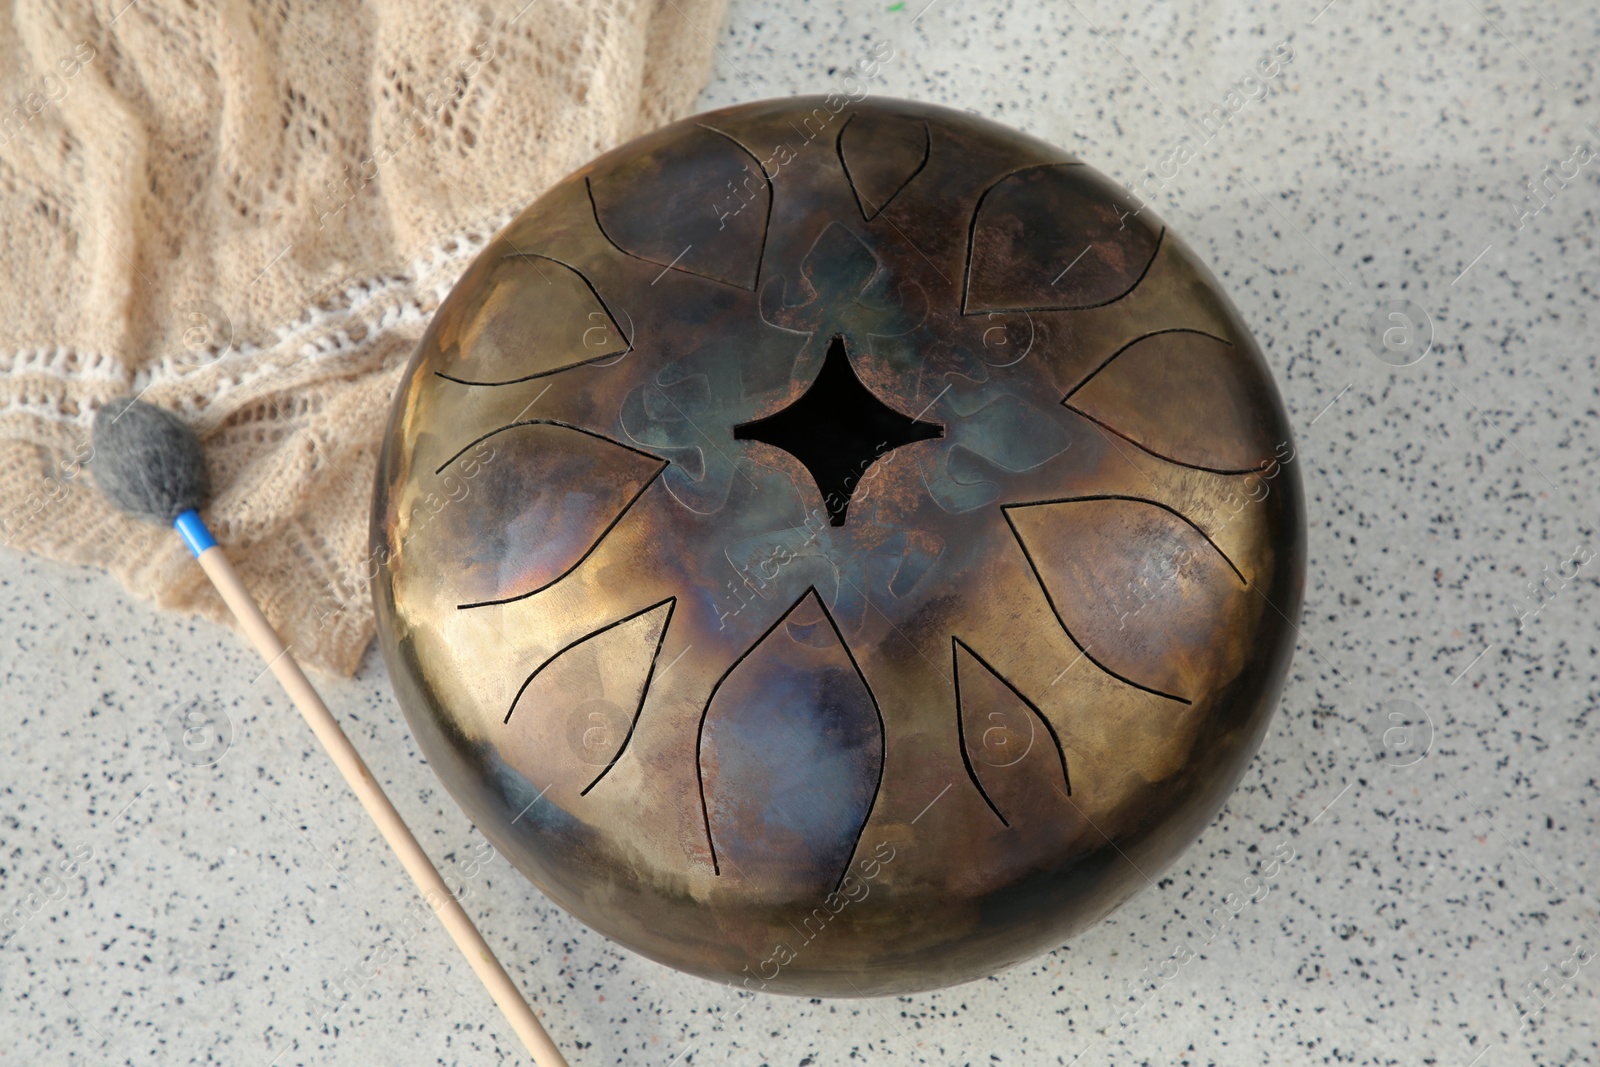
xmin=0 ymin=0 xmax=728 ymax=675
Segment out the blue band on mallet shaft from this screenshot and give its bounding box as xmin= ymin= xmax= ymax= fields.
xmin=174 ymin=509 xmax=217 ymax=557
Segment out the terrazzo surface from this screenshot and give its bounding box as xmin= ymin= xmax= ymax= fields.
xmin=3 ymin=0 xmax=1597 ymax=1064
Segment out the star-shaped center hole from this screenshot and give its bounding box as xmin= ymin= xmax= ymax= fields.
xmin=735 ymin=335 xmax=944 ymax=526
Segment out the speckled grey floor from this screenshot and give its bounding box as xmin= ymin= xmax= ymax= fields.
xmin=3 ymin=1 xmax=1597 ymax=1064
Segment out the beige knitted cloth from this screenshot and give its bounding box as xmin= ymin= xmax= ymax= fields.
xmin=0 ymin=0 xmax=728 ymax=675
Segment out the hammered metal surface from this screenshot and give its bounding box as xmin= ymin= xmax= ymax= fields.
xmin=372 ymin=96 xmax=1305 ymax=996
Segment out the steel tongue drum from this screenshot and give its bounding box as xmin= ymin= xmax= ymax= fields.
xmin=372 ymin=95 xmax=1305 ymax=997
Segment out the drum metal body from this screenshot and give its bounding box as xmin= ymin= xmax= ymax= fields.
xmin=372 ymin=96 xmax=1305 ymax=997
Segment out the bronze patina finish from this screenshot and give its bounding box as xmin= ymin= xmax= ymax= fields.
xmin=372 ymin=96 xmax=1305 ymax=996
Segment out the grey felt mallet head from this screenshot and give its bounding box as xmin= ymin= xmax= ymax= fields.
xmin=91 ymin=396 xmax=209 ymax=525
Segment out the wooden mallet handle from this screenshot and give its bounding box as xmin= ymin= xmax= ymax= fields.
xmin=193 ymin=538 xmax=569 ymax=1067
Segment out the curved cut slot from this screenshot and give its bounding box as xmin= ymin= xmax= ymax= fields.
xmin=964 ymin=163 xmax=1161 ymax=313
xmin=588 ymin=124 xmax=770 ymax=290
xmin=697 ymin=590 xmax=883 ymax=898
xmin=954 ymin=638 xmax=1070 ymax=828
xmin=433 ymin=254 xmax=629 ymax=386
xmin=438 ymin=422 xmax=666 ymax=608
xmin=838 ymin=112 xmax=930 ymax=220
xmin=1004 ymin=497 xmax=1251 ymax=703
xmin=501 ymin=599 xmax=676 ymax=797
xmin=1065 ymin=329 xmax=1277 ymax=473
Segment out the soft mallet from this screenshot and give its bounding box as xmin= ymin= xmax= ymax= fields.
xmin=91 ymin=396 xmax=570 ymax=1067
